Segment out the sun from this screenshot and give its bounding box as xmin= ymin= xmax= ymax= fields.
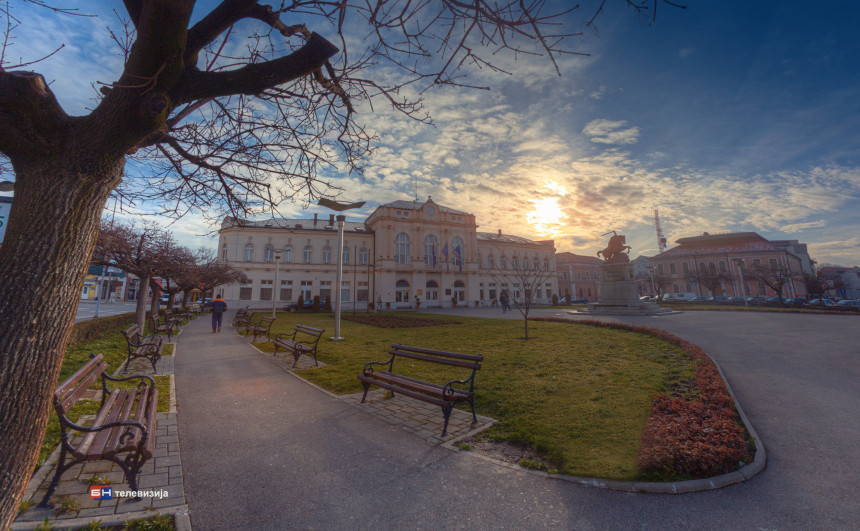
xmin=526 ymin=189 xmax=568 ymax=238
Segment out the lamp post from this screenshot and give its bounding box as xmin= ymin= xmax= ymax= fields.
xmin=272 ymin=250 xmax=283 ymax=318
xmin=318 ymin=198 xmax=366 ymax=342
xmin=734 ymin=259 xmax=749 ymax=307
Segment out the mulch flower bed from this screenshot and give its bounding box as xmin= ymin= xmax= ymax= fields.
xmin=531 ymin=317 xmax=753 ymax=479
xmin=340 ymin=314 xmax=462 ymax=328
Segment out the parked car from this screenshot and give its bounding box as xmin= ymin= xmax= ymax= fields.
xmin=808 ymin=298 xmax=836 ymax=306
xmin=727 ymin=297 xmax=746 ymax=303
xmin=784 ymin=297 xmax=808 ymax=306
xmin=708 ymin=296 xmax=729 ymax=302
xmin=689 ymin=296 xmax=709 ymax=302
xmin=835 ymin=299 xmax=860 ymax=310
xmin=746 ymin=296 xmax=766 ymax=304
xmin=569 ymin=297 xmax=589 ymax=304
xmin=639 ymin=295 xmax=655 ymax=302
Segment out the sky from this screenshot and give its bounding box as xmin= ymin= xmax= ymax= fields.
xmin=2 ymin=1 xmax=859 ymax=266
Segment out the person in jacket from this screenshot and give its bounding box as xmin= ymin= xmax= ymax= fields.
xmin=210 ymin=296 xmax=227 ymax=332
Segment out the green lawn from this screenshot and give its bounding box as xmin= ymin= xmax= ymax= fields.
xmin=254 ymin=311 xmax=696 ymax=480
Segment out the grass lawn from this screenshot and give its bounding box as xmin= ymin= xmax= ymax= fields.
xmin=38 ymin=320 xmax=177 ymax=466
xmin=253 ymin=311 xmax=696 ymax=480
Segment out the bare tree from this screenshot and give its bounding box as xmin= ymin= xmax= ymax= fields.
xmin=93 ymin=220 xmax=165 ymax=331
xmin=690 ymin=264 xmax=732 ymax=298
xmin=0 ymin=1 xmax=681 ymax=522
xmin=746 ymin=263 xmax=801 ymax=304
xmin=193 ymin=248 xmax=248 ymax=303
xmin=486 ymin=251 xmax=556 ymax=340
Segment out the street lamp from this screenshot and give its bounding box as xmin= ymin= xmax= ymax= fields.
xmin=734 ymin=259 xmax=749 ymax=307
xmin=318 ymin=198 xmax=366 ymax=342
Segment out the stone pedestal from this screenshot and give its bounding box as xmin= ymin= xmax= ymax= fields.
xmin=582 ymin=262 xmax=676 ymax=316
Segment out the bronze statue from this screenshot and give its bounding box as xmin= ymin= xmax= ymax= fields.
xmin=597 ymin=231 xmax=631 ymax=263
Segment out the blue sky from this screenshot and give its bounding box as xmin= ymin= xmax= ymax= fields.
xmin=2 ymin=1 xmax=859 ymax=265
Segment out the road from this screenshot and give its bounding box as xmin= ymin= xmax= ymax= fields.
xmin=74 ymin=300 xmax=140 ymax=322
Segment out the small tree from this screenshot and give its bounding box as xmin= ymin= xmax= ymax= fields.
xmin=690 ymin=264 xmax=732 ymax=298
xmin=487 ymin=250 xmax=556 ymax=340
xmin=746 ymin=263 xmax=801 ymax=304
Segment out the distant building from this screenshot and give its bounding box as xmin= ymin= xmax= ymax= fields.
xmin=817 ymin=266 xmax=860 ymax=299
xmin=216 ymin=198 xmax=558 ymax=309
xmin=556 ymin=252 xmax=603 ymax=300
xmin=651 ymin=232 xmax=808 ymax=299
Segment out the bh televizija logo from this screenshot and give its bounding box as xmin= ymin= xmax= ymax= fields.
xmin=90 ymin=486 xmax=112 ymax=500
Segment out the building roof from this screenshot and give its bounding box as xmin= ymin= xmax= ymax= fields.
xmin=658 ymin=232 xmax=782 ymax=258
xmin=222 ymin=217 xmax=371 ymax=233
xmin=476 ymin=231 xmax=552 ymax=247
xmin=556 ymin=252 xmax=603 ymax=265
xmin=383 ymin=199 xmax=469 ymax=215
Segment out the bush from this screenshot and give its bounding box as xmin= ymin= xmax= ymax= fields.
xmin=70 ymin=311 xmax=149 ymax=344
xmin=297 ymin=295 xmax=304 ymax=311
xmin=312 ymin=295 xmax=320 ymax=312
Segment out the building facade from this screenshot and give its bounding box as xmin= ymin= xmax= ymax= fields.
xmin=217 ymin=198 xmax=558 ymax=309
xmin=556 ymin=252 xmax=603 ymax=301
xmin=651 ymin=232 xmax=809 ymax=299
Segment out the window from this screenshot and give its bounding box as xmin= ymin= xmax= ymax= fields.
xmin=395 ymin=233 xmax=410 ymax=265
xmin=672 ymin=283 xmax=680 ymax=293
xmin=657 ymin=264 xmax=664 ymax=274
xmin=769 ymin=258 xmax=778 ymax=270
xmin=395 ymin=279 xmax=410 ymax=302
xmin=453 ymin=280 xmax=465 ymax=302
xmin=264 ymin=244 xmax=274 ymax=263
xmin=426 ymin=280 xmax=438 ymax=301
xmin=357 ymin=281 xmax=369 ymax=302
xmin=534 ymin=257 xmax=539 ymax=270
xmin=303 ymin=245 xmax=313 ymax=264
xmin=322 ymin=246 xmax=332 ymax=264
xmin=260 ymin=279 xmax=273 ymax=301
xmin=239 ymin=282 xmax=252 ymax=300
xmin=320 ymin=281 xmax=332 ymax=304
xmin=511 ymin=256 xmax=518 ymax=270
xmin=488 ymin=254 xmax=495 ymax=268
xmin=682 ymin=262 xmax=689 ymax=274
xmin=563 ymin=272 xmax=568 ymax=280
xmin=424 ymin=234 xmax=438 ymax=266
xmin=584 ymin=272 xmax=589 ymax=279
xmin=359 ymin=248 xmax=369 ymax=265
xmin=543 ymin=258 xmax=549 ymax=270
xmin=340 ymin=281 xmax=350 ymax=303
xmin=719 ymin=261 xmax=727 ymax=272
xmin=709 ymin=261 xmax=717 ymax=275
xmin=451 ymin=237 xmax=464 ymax=266
xmin=669 ymin=263 xmax=677 ymax=274
xmin=283 ymin=246 xmax=293 ymax=263
xmin=500 ymin=255 xmax=507 ymax=270
xmin=513 ymin=283 xmax=520 ymax=300
xmin=280 ymin=280 xmax=293 ymax=301
xmin=342 ymin=246 xmax=350 ymax=265
xmin=577 ymin=271 xmax=581 ymax=280
xmin=221 ymin=243 xmax=228 ymax=260
xmin=489 ymin=282 xmax=497 ymax=300
xmin=300 ymin=280 xmax=312 ymax=299
xmin=244 ymin=243 xmax=254 ymax=262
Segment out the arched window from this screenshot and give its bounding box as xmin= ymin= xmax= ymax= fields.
xmin=221 ymin=243 xmax=228 ymax=260
xmin=708 ymin=261 xmax=717 ymax=275
xmin=359 ymin=248 xmax=369 ymax=265
xmin=451 ymin=237 xmax=464 ymax=265
xmin=283 ymin=246 xmax=293 ymax=263
xmin=303 ymin=245 xmax=313 ymax=264
xmin=264 ymin=244 xmax=274 ymax=263
xmin=423 ymin=234 xmax=438 ymax=266
xmin=453 ymin=280 xmax=466 ymax=302
xmin=342 ymin=246 xmax=350 ymax=265
xmin=395 ymin=233 xmax=410 ymax=265
xmin=395 ymin=279 xmax=410 ymax=302
xmin=244 ymin=243 xmax=254 ymax=262
xmin=322 ymin=246 xmax=332 ymax=264
xmin=425 ymin=280 xmax=439 ymax=301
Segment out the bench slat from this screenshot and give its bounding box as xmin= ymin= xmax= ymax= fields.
xmin=388 ymin=349 xmax=481 ymax=370
xmin=391 ymin=344 xmax=483 ymax=363
xmin=101 ymin=387 xmax=142 ymax=457
xmin=371 ymin=371 xmax=471 ymax=400
xmin=58 ymin=361 xmax=108 ymax=414
xmin=75 ymin=389 xmax=126 ymax=459
xmin=358 ymin=374 xmax=449 ymax=408
xmin=55 ymin=355 xmax=104 ymax=404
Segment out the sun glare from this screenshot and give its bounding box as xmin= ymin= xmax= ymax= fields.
xmin=526 ymin=180 xmax=568 ymax=238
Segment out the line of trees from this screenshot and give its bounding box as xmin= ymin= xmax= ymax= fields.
xmin=94 ymin=221 xmax=246 ymax=331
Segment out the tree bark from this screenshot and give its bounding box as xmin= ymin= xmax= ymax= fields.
xmin=136 ymin=274 xmax=150 ymax=332
xmin=0 ymin=157 xmax=122 ymax=526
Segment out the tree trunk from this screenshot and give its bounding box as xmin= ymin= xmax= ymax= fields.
xmin=136 ymin=274 xmax=150 ymax=332
xmin=0 ymin=157 xmax=121 ymax=526
xmin=150 ymin=284 xmax=161 ymax=331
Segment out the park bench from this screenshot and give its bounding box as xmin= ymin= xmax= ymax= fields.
xmin=357 ymin=344 xmax=483 ymax=437
xmin=149 ymin=314 xmax=178 ymax=342
xmin=272 ymin=324 xmax=325 ymax=368
xmin=122 ymin=324 xmax=165 ymax=372
xmin=232 ymin=306 xmax=251 ymax=327
xmin=245 ymin=315 xmax=276 ymax=342
xmin=41 ymin=353 xmax=157 ymax=507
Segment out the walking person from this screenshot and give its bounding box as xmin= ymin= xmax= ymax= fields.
xmin=500 ymin=291 xmax=510 ymax=313
xmin=210 ymin=295 xmax=227 ymax=333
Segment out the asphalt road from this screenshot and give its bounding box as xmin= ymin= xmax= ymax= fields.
xmin=75 ymin=300 xmax=140 ymax=322
xmin=176 ymin=308 xmax=860 ymax=530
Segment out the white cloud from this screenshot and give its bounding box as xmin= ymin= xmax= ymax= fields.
xmin=582 ymin=119 xmax=640 ymax=145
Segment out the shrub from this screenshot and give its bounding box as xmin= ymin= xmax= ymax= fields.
xmin=297 ymin=295 xmax=304 ymax=311
xmin=312 ymin=295 xmax=320 ymax=312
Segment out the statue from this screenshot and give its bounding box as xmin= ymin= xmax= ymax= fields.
xmin=597 ymin=231 xmax=631 ymax=263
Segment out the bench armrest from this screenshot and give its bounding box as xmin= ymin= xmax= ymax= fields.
xmin=362 ymin=354 xmax=395 ymax=374
xmin=442 ymin=373 xmax=476 ymax=399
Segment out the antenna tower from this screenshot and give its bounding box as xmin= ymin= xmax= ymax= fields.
xmin=653 ymin=208 xmax=667 ymax=253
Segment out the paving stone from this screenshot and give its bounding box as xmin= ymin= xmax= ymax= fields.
xmin=77 ymin=505 xmax=123 ymax=518
xmin=139 ymin=473 xmax=169 ymax=489
xmin=154 ymin=455 xmax=181 ymax=468
xmin=81 ymin=462 xmax=114 ymax=474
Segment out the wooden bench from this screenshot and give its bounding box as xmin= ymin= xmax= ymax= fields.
xmin=40 ymin=353 xmax=158 ymax=507
xmin=122 ymin=324 xmax=165 ymax=372
xmin=357 ymin=344 xmax=483 ymax=437
xmin=149 ymin=314 xmax=178 ymax=342
xmin=246 ymin=315 xmax=276 ymax=342
xmin=232 ymin=306 xmax=251 ymax=327
xmin=272 ymin=324 xmax=325 ymax=368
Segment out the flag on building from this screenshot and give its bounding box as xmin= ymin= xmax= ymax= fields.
xmin=454 ymin=245 xmax=462 ymax=274
xmin=442 ymin=242 xmax=449 ymax=272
